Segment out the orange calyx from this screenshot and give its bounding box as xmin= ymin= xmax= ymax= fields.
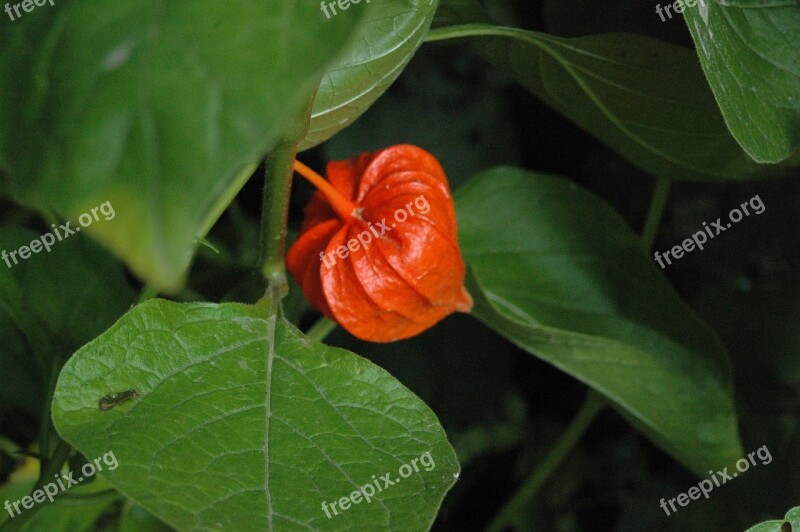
xmin=287 ymin=145 xmax=473 ymax=343
xmin=293 ymin=160 xmax=358 ymax=221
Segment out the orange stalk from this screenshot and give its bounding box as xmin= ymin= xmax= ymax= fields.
xmin=293 ymin=160 xmax=357 ymax=221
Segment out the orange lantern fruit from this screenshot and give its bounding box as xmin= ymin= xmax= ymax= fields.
xmin=287 ymin=144 xmax=473 ymax=342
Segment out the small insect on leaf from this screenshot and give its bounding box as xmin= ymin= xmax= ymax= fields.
xmin=99 ymin=390 xmax=142 ymax=411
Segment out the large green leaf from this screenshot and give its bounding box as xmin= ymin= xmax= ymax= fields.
xmin=52 ymin=299 xmax=459 ymax=530
xmin=684 ymin=0 xmax=800 ymax=162
xmin=118 ymin=502 xmax=173 ymax=532
xmin=0 ymin=1 xmax=364 ymax=291
xmin=300 ymin=0 xmax=439 ymax=150
xmin=455 ymin=168 xmax=742 ymax=474
xmin=427 ymin=24 xmax=766 ymax=181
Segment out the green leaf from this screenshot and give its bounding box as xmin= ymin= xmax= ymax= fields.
xmin=0 ymin=1 xmax=364 ymax=291
xmin=0 ymin=228 xmax=135 ymax=358
xmin=745 ymin=506 xmax=800 ymax=532
xmin=320 ymin=44 xmax=523 ymax=190
xmin=683 ymin=1 xmax=800 ymax=162
xmin=118 ymin=502 xmax=173 ymax=532
xmin=300 ymin=0 xmax=439 ymax=150
xmin=455 ymin=168 xmax=742 ymax=474
xmin=427 ymin=24 xmax=766 ymax=181
xmin=0 ymin=228 xmax=135 ymax=419
xmin=715 ymin=0 xmax=797 ymax=6
xmin=52 ymin=299 xmax=459 ymax=530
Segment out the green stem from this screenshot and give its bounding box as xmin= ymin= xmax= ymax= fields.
xmin=305 ymin=317 xmax=338 ymax=342
xmin=258 ymin=88 xmax=318 ymax=301
xmin=425 ymin=24 xmax=503 ymax=42
xmin=137 ymin=284 xmax=158 ymax=304
xmin=641 ymin=177 xmax=671 ymax=251
xmin=259 ymin=140 xmax=298 ymax=296
xmin=33 ymin=439 xmax=71 ymax=494
xmin=486 ymin=390 xmax=606 ymax=532
xmin=37 ymin=363 xmax=58 ymax=461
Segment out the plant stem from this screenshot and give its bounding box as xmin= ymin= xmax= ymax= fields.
xmin=305 ymin=317 xmax=338 ymax=342
xmin=137 ymin=284 xmax=158 ymax=304
xmin=258 ymin=86 xmax=319 ymax=294
xmin=641 ymin=177 xmax=671 ymax=251
xmin=37 ymin=362 xmax=58 ymax=461
xmin=486 ymin=390 xmax=606 ymax=532
xmin=33 ymin=439 xmax=71 ymax=494
xmin=260 ymin=139 xmax=298 ymax=294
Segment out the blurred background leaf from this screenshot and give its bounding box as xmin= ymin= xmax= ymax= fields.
xmin=427 ymin=22 xmax=767 ymax=181
xmin=683 ymin=1 xmax=800 ymax=163
xmin=456 ymin=167 xmax=742 ymax=475
xmin=0 ymin=0 xmax=365 ymax=291
xmin=301 ymin=0 xmax=440 ymax=150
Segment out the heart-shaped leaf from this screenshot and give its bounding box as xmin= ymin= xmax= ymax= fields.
xmin=52 ymin=299 xmax=459 ymax=530
xmin=455 ymin=167 xmax=742 ymax=474
xmin=0 ymin=1 xmax=364 ymax=291
xmin=427 ymin=24 xmax=765 ymax=181
xmin=683 ymin=1 xmax=800 ymax=162
xmin=300 ymin=0 xmax=439 ymax=150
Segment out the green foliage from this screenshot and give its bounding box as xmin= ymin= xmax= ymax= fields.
xmin=683 ymin=1 xmax=800 ymax=162
xmin=301 ymin=0 xmax=440 ymax=150
xmin=0 ymin=1 xmax=364 ymax=291
xmin=0 ymin=228 xmax=135 ymax=418
xmin=0 ymin=0 xmax=798 ymax=530
xmin=52 ymin=300 xmax=458 ymax=530
xmin=456 ymin=168 xmax=742 ymax=474
xmin=428 ymin=24 xmax=765 ymax=181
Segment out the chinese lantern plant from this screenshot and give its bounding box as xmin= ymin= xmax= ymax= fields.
xmin=1 ymin=0 xmax=797 ymax=530
xmin=287 ymin=146 xmax=473 ymax=342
